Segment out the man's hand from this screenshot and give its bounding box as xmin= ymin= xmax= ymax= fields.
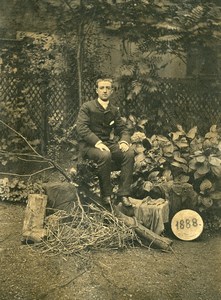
xmin=95 ymin=142 xmax=110 ymax=152
xmin=119 ymin=142 xmax=129 ymax=152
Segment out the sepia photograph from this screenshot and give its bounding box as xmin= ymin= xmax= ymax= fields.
xmin=0 ymin=1 xmax=220 ymax=299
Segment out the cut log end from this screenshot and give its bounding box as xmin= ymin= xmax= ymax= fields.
xmin=22 ymin=194 xmax=47 ymax=243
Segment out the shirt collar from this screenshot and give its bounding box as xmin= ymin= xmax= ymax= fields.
xmin=97 ymin=98 xmax=109 ymax=110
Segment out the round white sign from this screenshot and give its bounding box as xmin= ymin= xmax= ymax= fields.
xmin=171 ymin=209 xmax=204 ymax=241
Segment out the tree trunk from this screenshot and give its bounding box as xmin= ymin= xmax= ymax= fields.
xmin=77 ymin=0 xmax=85 ymax=106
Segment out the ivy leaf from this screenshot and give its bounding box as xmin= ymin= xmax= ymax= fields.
xmin=156 ymin=135 xmax=170 ymax=143
xmin=186 ymin=126 xmax=197 ymax=139
xmin=211 ymin=165 xmax=221 ymax=177
xmin=162 ymin=169 xmax=172 ymax=181
xmin=210 ymin=125 xmax=217 ymax=132
xmin=173 ymin=152 xmax=187 ymax=164
xmin=128 ymin=114 xmax=136 ymax=124
xmin=171 ymin=131 xmax=183 ymax=141
xmin=197 ymin=162 xmax=210 ymax=175
xmin=208 ymin=156 xmax=221 ymax=166
xmin=195 ymin=155 xmax=206 ymax=163
xmin=175 ymin=139 xmax=189 ymax=149
xmin=158 ymin=157 xmax=166 ymax=164
xmin=163 ymin=144 xmax=174 ymax=155
xmin=137 ymin=119 xmax=148 ymax=130
xmin=210 ymin=191 xmax=221 ymax=200
xmin=148 ymin=171 xmax=160 ymax=181
xmin=194 ymin=171 xmax=203 ymax=179
xmin=200 ymin=179 xmax=212 ymax=193
xmin=174 ymin=174 xmax=190 ymax=183
xmin=171 ymin=161 xmax=188 ymax=172
xmin=201 ymin=197 xmax=213 ymax=208
xmin=176 ymin=124 xmax=185 ymax=133
xmin=143 ymin=181 xmax=153 ymax=192
xmin=205 ymin=131 xmax=217 ymax=139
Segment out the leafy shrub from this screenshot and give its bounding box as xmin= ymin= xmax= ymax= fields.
xmin=0 ymin=177 xmax=44 ymax=202
xmin=129 ymin=116 xmax=221 ymax=214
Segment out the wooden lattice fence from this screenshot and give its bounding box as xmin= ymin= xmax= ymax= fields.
xmin=0 ymin=74 xmax=79 ymax=151
xmin=119 ymin=77 xmax=221 ymax=135
xmin=0 ymin=74 xmax=220 ymax=151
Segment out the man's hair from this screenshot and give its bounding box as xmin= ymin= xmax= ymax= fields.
xmin=96 ymin=78 xmax=113 ymax=88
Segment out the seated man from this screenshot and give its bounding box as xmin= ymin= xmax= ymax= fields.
xmin=76 ymin=78 xmax=135 ymax=206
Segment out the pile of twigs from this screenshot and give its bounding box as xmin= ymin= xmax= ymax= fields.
xmin=36 ymin=202 xmax=140 ymax=255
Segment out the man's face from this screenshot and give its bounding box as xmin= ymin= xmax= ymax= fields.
xmin=96 ymin=80 xmax=113 ymax=101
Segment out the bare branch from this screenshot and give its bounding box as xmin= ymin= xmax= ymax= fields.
xmin=0 ymin=120 xmax=72 ymax=182
xmin=0 ymin=120 xmax=43 ymax=158
xmin=17 ymin=157 xmax=49 ymax=163
xmin=0 ymin=150 xmax=43 ymax=159
xmin=0 ymin=166 xmax=54 ymax=178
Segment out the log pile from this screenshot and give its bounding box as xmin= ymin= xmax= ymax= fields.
xmin=21 ymin=192 xmax=173 ymax=253
xmin=114 ymin=205 xmax=172 ymax=251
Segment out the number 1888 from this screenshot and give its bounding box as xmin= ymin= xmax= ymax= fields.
xmin=175 ymin=218 xmax=198 ymax=230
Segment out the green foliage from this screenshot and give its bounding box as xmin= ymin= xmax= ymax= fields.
xmin=0 ymin=98 xmax=40 ymax=166
xmin=106 ymin=1 xmax=221 ymax=53
xmin=129 ymin=118 xmax=221 ymax=212
xmin=115 ymin=52 xmax=161 ymax=100
xmin=0 ymin=177 xmax=44 ymax=202
xmin=47 ymin=117 xmax=78 ymax=161
xmin=71 ymin=159 xmax=100 ymax=201
xmin=0 ymin=31 xmax=67 ymax=163
xmin=1 ymin=33 xmax=65 ymax=76
xmin=111 ymin=0 xmax=221 ymax=98
xmin=39 ymin=0 xmax=115 ymax=103
xmin=14 ymin=0 xmax=220 ymax=105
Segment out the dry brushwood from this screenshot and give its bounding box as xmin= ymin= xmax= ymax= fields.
xmin=0 ymin=120 xmax=72 ymax=182
xmin=36 ymin=202 xmax=141 ymax=255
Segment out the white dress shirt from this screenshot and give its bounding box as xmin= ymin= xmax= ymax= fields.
xmin=98 ymin=98 xmax=109 ymax=110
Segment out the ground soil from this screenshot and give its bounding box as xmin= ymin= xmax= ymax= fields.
xmin=0 ymin=201 xmax=220 ymax=300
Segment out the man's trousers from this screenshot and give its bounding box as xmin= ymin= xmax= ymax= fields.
xmin=85 ymin=143 xmax=135 ymax=197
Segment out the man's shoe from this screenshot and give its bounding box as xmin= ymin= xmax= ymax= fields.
xmin=121 ymin=196 xmax=132 ymax=207
xmin=102 ymin=196 xmax=112 ymax=205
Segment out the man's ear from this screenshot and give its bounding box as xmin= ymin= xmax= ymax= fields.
xmin=96 ymin=88 xmax=98 ymax=94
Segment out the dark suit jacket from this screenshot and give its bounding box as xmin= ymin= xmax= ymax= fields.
xmin=76 ymin=99 xmax=131 ymax=155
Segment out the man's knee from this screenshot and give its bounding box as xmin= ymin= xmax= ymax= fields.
xmin=97 ymin=150 xmax=112 ymax=164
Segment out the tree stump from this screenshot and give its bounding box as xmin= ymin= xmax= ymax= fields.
xmin=22 ymin=194 xmax=47 ymax=243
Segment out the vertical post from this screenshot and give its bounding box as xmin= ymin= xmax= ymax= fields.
xmin=41 ymin=76 xmax=50 ymax=154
